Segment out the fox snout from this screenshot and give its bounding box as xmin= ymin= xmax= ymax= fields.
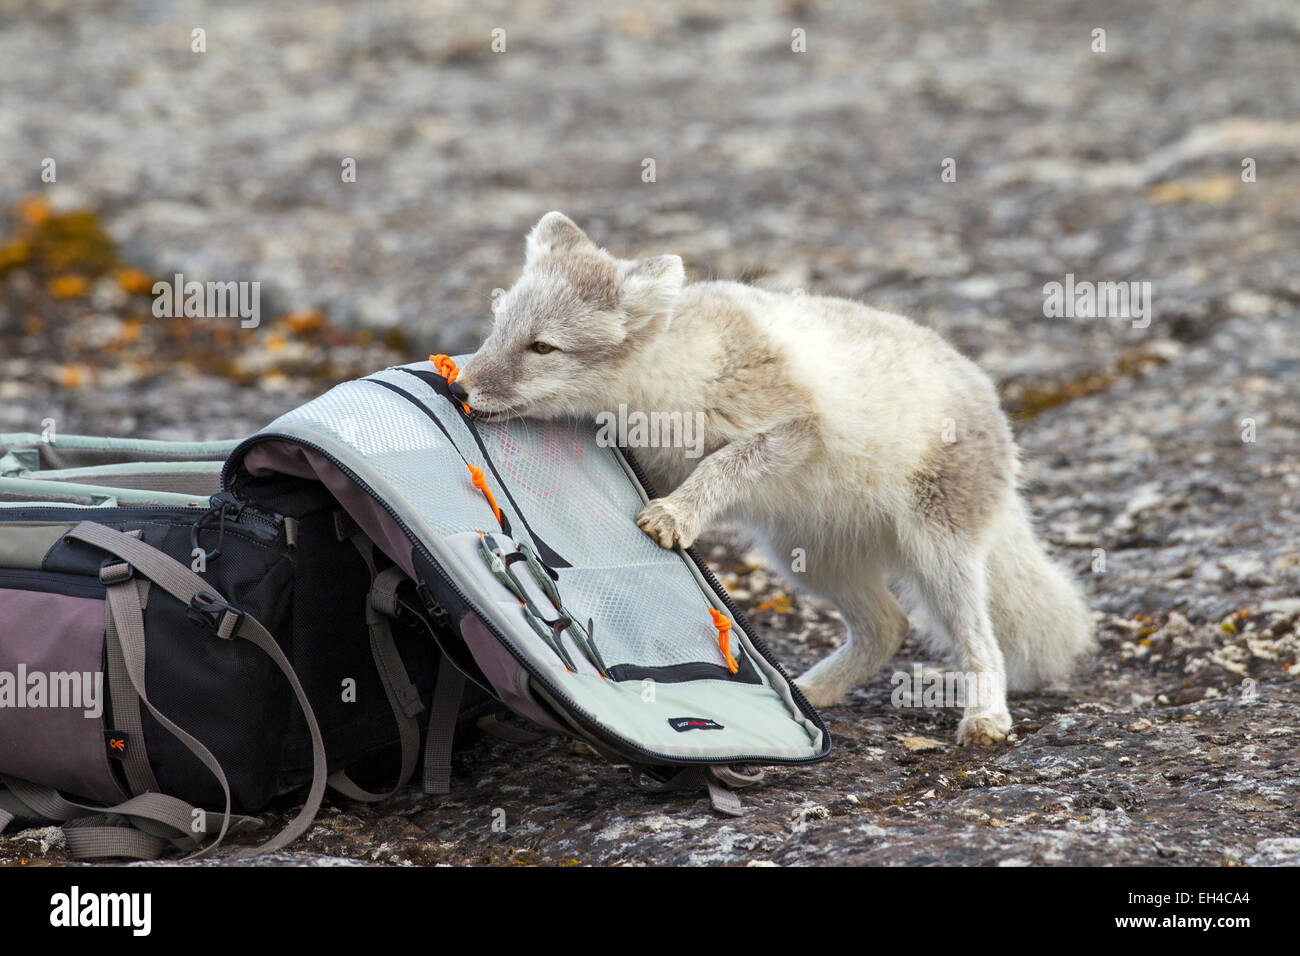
xmin=448 ymin=370 xmax=492 ymax=413
xmin=448 ymin=212 xmax=686 ymax=422
xmin=447 ymin=359 xmax=521 ymax=417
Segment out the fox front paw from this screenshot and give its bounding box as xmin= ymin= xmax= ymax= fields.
xmin=956 ymin=711 xmax=1012 ymax=746
xmin=636 ymin=498 xmax=701 ymax=550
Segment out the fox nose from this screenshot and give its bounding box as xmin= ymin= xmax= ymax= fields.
xmin=447 ymin=380 xmax=469 ymax=402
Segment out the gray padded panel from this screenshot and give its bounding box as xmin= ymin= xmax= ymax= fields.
xmin=278 ymin=364 xmax=730 ymax=673
xmin=233 ymin=359 xmax=825 ymax=762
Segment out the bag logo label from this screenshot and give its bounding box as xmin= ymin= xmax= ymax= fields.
xmin=668 ymin=717 xmax=725 ymax=732
xmin=104 ymin=731 xmax=130 ymax=759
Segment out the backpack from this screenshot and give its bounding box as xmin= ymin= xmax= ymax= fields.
xmin=0 ymin=433 xmax=485 ymax=860
xmin=222 ymin=356 xmax=830 ymax=805
xmin=0 ymin=355 xmax=830 ymax=858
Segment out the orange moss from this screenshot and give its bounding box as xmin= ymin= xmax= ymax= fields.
xmin=1003 ymin=348 xmax=1171 ymax=420
xmin=53 ymin=364 xmax=86 ymax=389
xmin=47 ymin=275 xmax=89 ymax=299
xmin=18 ymin=196 xmax=51 ymax=227
xmin=285 ymin=310 xmax=325 ymax=333
xmin=116 ymin=268 xmax=155 ymax=295
xmin=1 ymin=197 xmax=119 ymax=281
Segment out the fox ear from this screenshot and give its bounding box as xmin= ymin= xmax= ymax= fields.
xmin=526 ymin=211 xmax=596 ymax=264
xmin=618 ymin=254 xmax=685 ymax=327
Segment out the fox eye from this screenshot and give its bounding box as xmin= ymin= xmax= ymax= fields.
xmin=530 ymin=341 xmax=557 ymax=355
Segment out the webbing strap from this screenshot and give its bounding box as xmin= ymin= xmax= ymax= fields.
xmin=423 ymin=652 xmax=466 ymax=795
xmin=367 ymin=566 xmax=425 ymax=719
xmin=710 ymin=765 xmax=766 ymax=790
xmin=336 ymin=521 xmax=476 ymax=798
xmin=0 ymin=775 xmax=259 ymax=859
xmin=63 ymin=522 xmax=328 ymax=859
xmin=63 ymin=824 xmax=167 ymax=860
xmin=0 ymin=780 xmax=182 ymax=860
xmin=326 ymin=533 xmax=424 ymax=803
xmin=104 ymin=575 xmax=237 ymax=855
xmin=705 ymin=777 xmax=744 ymax=817
xmin=3 ymin=778 xmax=214 ymax=835
xmin=368 ymin=565 xmax=403 ymax=620
xmin=103 ymin=569 xmax=160 ymax=797
xmin=630 ymin=766 xmax=760 ymax=817
xmin=0 ymin=788 xmax=32 ymax=826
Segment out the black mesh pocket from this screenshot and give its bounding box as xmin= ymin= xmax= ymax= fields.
xmin=139 ymin=522 xmax=296 ymax=811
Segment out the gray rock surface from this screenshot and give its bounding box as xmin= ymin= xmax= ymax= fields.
xmin=0 ymin=0 xmax=1297 ymax=866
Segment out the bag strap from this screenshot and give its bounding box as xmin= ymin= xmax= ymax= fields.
xmin=631 ymin=765 xmax=766 ymax=818
xmin=103 ymin=568 xmax=161 ymax=797
xmin=63 ymin=521 xmax=328 ymax=859
xmin=101 ymin=564 xmax=239 ymax=855
xmin=332 ymin=511 xmax=469 ymax=799
xmin=324 ymin=528 xmax=425 ymax=803
xmin=422 ymin=652 xmax=465 ymax=794
xmin=0 ymin=774 xmax=261 ymax=860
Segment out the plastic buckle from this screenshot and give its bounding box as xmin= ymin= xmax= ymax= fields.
xmin=188 ymin=591 xmax=240 ymax=639
xmin=415 ymin=581 xmax=449 ymax=625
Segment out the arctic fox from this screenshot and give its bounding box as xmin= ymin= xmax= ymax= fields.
xmin=454 ymin=212 xmax=1094 ymax=744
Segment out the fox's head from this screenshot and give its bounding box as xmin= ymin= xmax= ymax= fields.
xmin=452 ymin=212 xmax=684 ymax=420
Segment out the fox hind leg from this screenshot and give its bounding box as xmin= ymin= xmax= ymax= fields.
xmin=907 ymin=544 xmax=1011 ymax=745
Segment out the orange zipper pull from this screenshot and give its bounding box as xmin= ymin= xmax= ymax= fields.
xmin=709 ymin=607 xmax=739 ymax=674
xmin=467 ymin=462 xmax=503 ymax=527
xmin=430 ymin=354 xmax=471 ymax=414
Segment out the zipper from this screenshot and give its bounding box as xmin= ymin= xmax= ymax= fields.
xmin=203 ymin=491 xmax=286 ymax=546
xmin=223 ymin=432 xmax=829 ymax=766
xmin=0 ymin=567 xmax=106 ymax=599
xmin=207 ymin=491 xmax=283 ymax=532
xmin=0 ymin=495 xmax=285 ymax=547
xmin=0 ymin=504 xmax=201 ymax=521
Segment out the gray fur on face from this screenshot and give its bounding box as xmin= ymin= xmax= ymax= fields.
xmin=455 ymin=212 xmax=683 ymax=419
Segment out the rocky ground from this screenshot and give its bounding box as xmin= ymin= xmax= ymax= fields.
xmin=1 ymin=0 xmax=1297 ymax=866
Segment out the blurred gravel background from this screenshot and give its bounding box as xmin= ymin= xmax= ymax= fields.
xmin=1 ymin=0 xmax=1297 ymax=866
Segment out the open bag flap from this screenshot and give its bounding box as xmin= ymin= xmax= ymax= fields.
xmin=222 ymin=359 xmax=829 ymax=767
